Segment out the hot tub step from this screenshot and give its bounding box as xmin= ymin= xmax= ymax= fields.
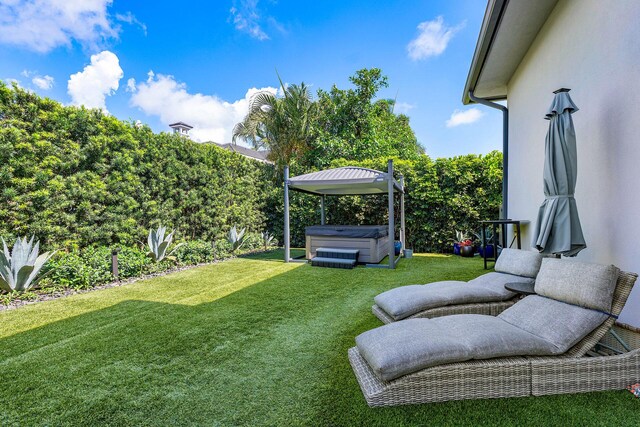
xmin=310 ymin=257 xmax=356 ymax=269
xmin=316 ymin=247 xmax=359 ymax=260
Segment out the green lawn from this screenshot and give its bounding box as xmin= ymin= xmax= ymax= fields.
xmin=0 ymin=250 xmax=637 ymax=426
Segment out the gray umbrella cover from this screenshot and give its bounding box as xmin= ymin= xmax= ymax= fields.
xmin=533 ymin=91 xmax=586 ymax=256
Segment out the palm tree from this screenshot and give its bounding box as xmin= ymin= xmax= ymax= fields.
xmin=232 ymin=79 xmax=315 ymax=169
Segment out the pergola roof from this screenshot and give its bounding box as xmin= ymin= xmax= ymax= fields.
xmin=288 ymin=166 xmax=403 ymax=196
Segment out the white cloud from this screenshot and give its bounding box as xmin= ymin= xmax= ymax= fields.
xmin=0 ymin=0 xmax=142 ymax=53
xmin=32 ymin=75 xmax=54 ymax=90
xmin=115 ymin=11 xmax=147 ymax=36
xmin=394 ymin=102 xmax=415 ymax=115
xmin=407 ymin=16 xmax=464 ymax=61
xmin=18 ymin=70 xmax=55 ymax=90
xmin=129 ymin=72 xmax=278 ymax=143
xmin=229 ymin=0 xmax=269 ymax=40
xmin=446 ymin=108 xmax=484 ymax=128
xmin=126 ymin=77 xmax=136 ymax=93
xmin=67 ymin=50 xmax=123 ymax=112
xmin=3 ymin=78 xmax=22 ymax=87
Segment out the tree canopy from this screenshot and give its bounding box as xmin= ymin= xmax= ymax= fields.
xmin=232 ymin=81 xmax=315 ymax=170
xmin=307 ymin=68 xmax=422 ymax=168
xmin=233 ymin=68 xmax=424 ymax=170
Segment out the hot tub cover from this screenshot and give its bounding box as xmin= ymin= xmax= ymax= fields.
xmin=305 ymin=225 xmax=389 ymax=239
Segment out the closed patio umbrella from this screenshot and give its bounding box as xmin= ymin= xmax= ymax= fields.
xmin=533 ymin=88 xmax=586 ymax=257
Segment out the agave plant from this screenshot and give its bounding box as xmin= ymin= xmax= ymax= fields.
xmin=473 ymin=228 xmax=495 ymax=244
xmin=261 ymin=231 xmax=275 ymax=251
xmin=0 ymin=236 xmax=56 ymax=292
xmin=147 ymin=226 xmax=184 ymax=262
xmin=454 ymin=230 xmax=469 ymax=244
xmin=227 ymin=226 xmax=246 ymax=252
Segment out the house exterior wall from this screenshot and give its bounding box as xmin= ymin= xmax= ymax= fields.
xmin=507 ymin=0 xmax=640 ymax=326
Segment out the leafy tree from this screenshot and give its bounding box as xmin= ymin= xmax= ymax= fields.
xmin=232 ymin=80 xmax=315 ymax=170
xmin=304 ymin=68 xmax=423 ymax=168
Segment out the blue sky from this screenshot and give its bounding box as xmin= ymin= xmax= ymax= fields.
xmin=0 ymin=0 xmax=501 ymax=158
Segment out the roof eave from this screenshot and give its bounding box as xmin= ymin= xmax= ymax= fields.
xmin=462 ymin=0 xmax=559 ymax=105
xmin=462 ymin=0 xmax=509 ymax=105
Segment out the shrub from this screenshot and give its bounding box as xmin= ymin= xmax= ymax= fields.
xmin=43 ymin=251 xmax=93 ymax=290
xmin=40 ymin=245 xmax=153 ymax=290
xmin=173 ymin=240 xmax=216 ymax=265
xmin=0 ymin=82 xmax=502 ymax=258
xmin=242 ymin=232 xmax=264 ymax=251
xmin=117 ymin=246 xmax=153 ymax=279
xmin=80 ymin=247 xmax=115 ymax=285
xmin=213 ymin=240 xmax=233 ymax=259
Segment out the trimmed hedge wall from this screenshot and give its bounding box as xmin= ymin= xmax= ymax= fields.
xmin=0 ymin=83 xmax=502 ymax=256
xmin=0 ymin=83 xmax=271 ymax=250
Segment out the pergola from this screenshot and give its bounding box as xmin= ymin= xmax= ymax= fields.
xmin=283 ymin=160 xmax=406 ymax=269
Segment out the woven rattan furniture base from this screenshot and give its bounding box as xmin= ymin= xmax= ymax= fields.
xmin=532 ymin=324 xmax=640 ymax=396
xmin=372 ymin=300 xmax=516 ymax=324
xmin=349 ymin=324 xmax=640 ymax=407
xmin=353 ymin=271 xmax=639 ymax=406
xmin=348 ymin=347 xmax=531 ymax=406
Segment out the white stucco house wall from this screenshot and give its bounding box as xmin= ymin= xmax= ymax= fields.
xmin=463 ymin=0 xmax=640 ymax=327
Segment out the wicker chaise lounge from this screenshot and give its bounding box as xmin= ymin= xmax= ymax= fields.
xmin=350 ymin=259 xmax=639 ymax=406
xmin=372 ymin=249 xmax=543 ymax=324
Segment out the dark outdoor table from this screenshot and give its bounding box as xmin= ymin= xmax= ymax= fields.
xmin=480 ymin=219 xmax=528 ymax=269
xmin=504 ymin=282 xmax=536 ymax=296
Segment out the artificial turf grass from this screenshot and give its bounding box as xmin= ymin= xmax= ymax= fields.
xmin=0 ymin=251 xmax=638 ymax=426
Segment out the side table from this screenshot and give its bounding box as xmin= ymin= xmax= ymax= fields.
xmin=480 ymin=219 xmax=527 ymax=269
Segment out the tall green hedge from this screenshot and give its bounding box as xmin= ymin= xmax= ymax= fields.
xmin=0 ymin=83 xmax=270 ymax=250
xmin=0 ymin=83 xmax=501 ymax=254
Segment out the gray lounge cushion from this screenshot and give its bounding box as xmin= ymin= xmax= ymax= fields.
xmin=374 ymin=272 xmax=532 ymax=320
xmin=357 ymin=296 xmax=609 ymax=381
xmin=356 ymin=315 xmax=554 ymax=381
xmin=498 ymin=295 xmax=608 ymax=352
xmin=534 ymin=258 xmax=619 ymax=312
xmin=468 ymin=271 xmax=534 ymax=294
xmin=359 ymin=259 xmax=620 ymax=382
xmin=494 ymin=248 xmax=543 ymax=278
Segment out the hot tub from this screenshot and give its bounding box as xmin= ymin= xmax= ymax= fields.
xmin=305 ymin=225 xmax=390 ymax=264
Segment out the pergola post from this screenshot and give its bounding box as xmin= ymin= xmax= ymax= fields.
xmin=399 ymin=175 xmax=405 ymax=252
xmin=284 ymin=165 xmax=290 ymax=262
xmin=320 ymin=195 xmax=326 ymax=225
xmin=387 ymin=160 xmax=395 ymax=269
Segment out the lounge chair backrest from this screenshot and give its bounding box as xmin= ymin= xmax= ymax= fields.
xmin=499 ymin=295 xmax=609 ymax=354
xmin=500 ymin=264 xmax=635 ymax=358
xmin=534 ymin=258 xmax=619 ymax=312
xmin=565 ymin=270 xmax=638 ymax=357
xmin=494 ymin=249 xmax=542 ymax=278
